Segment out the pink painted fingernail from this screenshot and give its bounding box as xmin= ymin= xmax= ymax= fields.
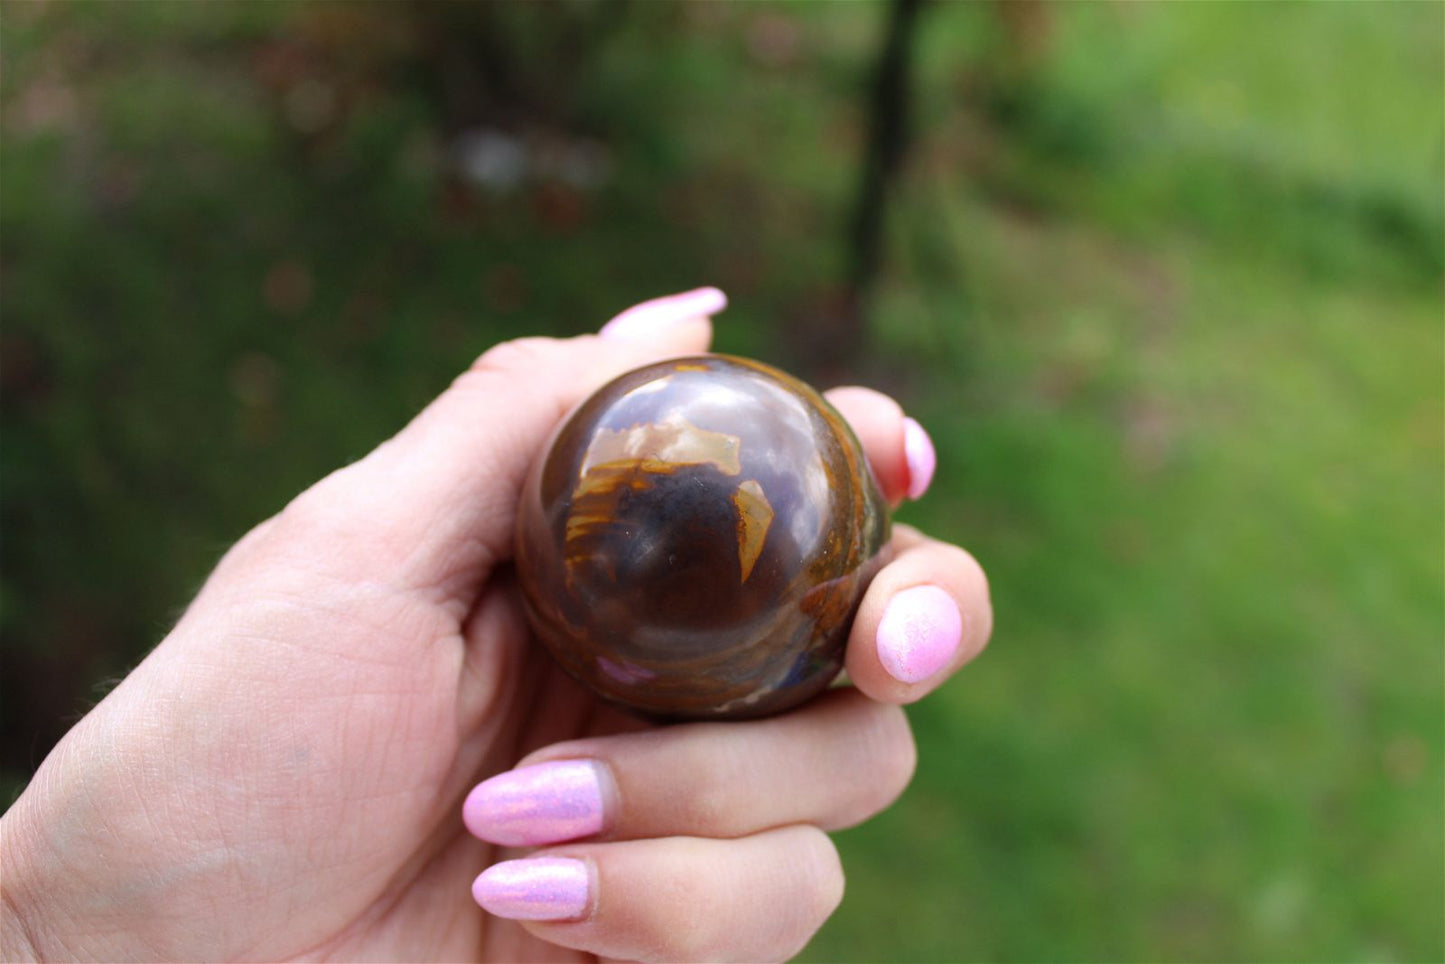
xmin=876 ymin=584 xmax=962 ymax=684
xmin=903 ymin=417 xmax=936 ymax=500
xmin=598 ymin=286 xmax=727 ymax=341
xmin=472 ymin=857 xmax=590 ymax=921
xmin=463 ymin=760 xmax=606 ymax=847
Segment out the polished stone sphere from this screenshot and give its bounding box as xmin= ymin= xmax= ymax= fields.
xmin=515 ymin=355 xmax=890 ymax=720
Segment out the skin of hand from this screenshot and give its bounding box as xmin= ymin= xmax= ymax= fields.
xmin=0 ymin=290 xmax=992 ymax=964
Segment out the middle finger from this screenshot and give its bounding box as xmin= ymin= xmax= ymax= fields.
xmin=462 ymin=689 xmax=914 ymax=847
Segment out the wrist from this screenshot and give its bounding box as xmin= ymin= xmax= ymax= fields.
xmin=1 ymin=888 xmax=40 ymax=963
xmin=1 ymin=813 xmax=47 ymax=963
xmin=0 ymin=784 xmax=99 ymax=964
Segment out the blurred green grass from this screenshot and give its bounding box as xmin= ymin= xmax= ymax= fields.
xmin=2 ymin=2 xmax=1440 ymax=961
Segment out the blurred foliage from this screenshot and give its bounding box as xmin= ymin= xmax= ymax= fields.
xmin=2 ymin=2 xmax=1441 ymax=961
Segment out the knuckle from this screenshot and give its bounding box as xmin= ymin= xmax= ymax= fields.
xmin=937 ymin=541 xmax=986 ymax=588
xmin=207 ymin=515 xmax=280 ymax=578
xmin=669 ymin=921 xmax=717 ymax=963
xmin=672 ymin=774 xmax=732 ymax=835
xmin=264 ymin=465 xmax=413 ymax=581
xmin=468 ymin=336 xmax=563 ymax=378
xmin=460 ymin=336 xmax=577 ymax=430
xmin=931 ymin=543 xmax=993 ymax=647
xmin=636 ymin=862 xmax=715 ymax=961
xmin=632 ymin=833 xmax=845 ymax=964
xmin=274 ymin=468 xmax=372 ymax=545
xmin=805 ymin=828 xmax=845 ymax=916
xmin=891 ymin=521 xmax=925 ymax=543
xmin=840 ymin=704 xmax=916 ymax=825
xmin=872 ymin=704 xmax=918 ymax=802
xmin=955 ymin=545 xmax=991 ymax=603
xmin=955 ymin=548 xmax=994 ymax=644
xmin=786 ymin=828 xmax=845 ymax=956
xmin=271 ymin=472 xmax=349 ymax=544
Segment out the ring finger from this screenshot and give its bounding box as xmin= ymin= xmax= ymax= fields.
xmin=474 ymin=825 xmax=843 ymax=963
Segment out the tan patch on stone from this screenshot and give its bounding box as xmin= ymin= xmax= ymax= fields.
xmin=732 ymin=479 xmax=773 ymax=583
xmin=580 ymin=415 xmax=742 ymax=478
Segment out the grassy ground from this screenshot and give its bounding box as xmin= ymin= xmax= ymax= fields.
xmin=3 ymin=3 xmax=1441 ymax=961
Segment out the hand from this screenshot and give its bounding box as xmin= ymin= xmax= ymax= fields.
xmin=0 ymin=290 xmax=992 ymax=963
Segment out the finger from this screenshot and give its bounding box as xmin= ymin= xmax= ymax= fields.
xmin=822 ymin=386 xmax=936 ymax=506
xmin=272 ymin=288 xmax=724 ymax=598
xmin=462 ymin=688 xmax=913 ymax=848
xmin=473 ymin=826 xmax=843 ymax=963
xmin=845 ymin=523 xmax=993 ymax=703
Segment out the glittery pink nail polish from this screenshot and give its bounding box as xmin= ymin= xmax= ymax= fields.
xmin=463 ymin=760 xmax=606 ymax=847
xmin=903 ymin=417 xmax=936 ymax=500
xmin=472 ymin=857 xmax=591 ymax=921
xmin=876 ymin=584 xmax=962 ymax=684
xmin=597 ymin=287 xmax=727 ymax=341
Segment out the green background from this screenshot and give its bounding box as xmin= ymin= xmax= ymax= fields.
xmin=3 ymin=3 xmax=1441 ymax=961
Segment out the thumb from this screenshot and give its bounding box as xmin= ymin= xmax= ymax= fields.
xmin=277 ymin=289 xmax=722 ymax=602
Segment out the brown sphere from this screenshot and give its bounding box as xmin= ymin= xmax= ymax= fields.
xmin=515 ymin=355 xmax=890 ymax=720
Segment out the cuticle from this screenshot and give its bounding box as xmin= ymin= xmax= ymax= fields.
xmin=589 ymin=758 xmax=621 ymax=838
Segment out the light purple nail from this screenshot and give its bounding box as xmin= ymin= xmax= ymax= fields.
xmin=598 ymin=286 xmax=727 ymax=341
xmin=903 ymin=417 xmax=936 ymax=500
xmin=472 ymin=857 xmax=590 ymax=921
xmin=463 ymin=760 xmax=606 ymax=847
xmin=876 ymin=584 xmax=962 ymax=684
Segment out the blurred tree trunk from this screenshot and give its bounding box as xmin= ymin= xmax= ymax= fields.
xmin=816 ymin=0 xmax=926 ymax=378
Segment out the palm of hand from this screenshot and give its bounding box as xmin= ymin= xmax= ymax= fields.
xmin=197 ymin=550 xmax=601 ymax=963
xmin=17 ymin=514 xmax=601 ymax=962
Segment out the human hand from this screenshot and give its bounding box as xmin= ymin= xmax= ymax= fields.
xmin=0 ymin=290 xmax=992 ymax=963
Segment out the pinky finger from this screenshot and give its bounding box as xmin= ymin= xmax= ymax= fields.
xmin=473 ymin=826 xmax=843 ymax=964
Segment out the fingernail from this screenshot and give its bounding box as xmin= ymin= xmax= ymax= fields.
xmin=598 ymin=286 xmax=727 ymax=341
xmin=463 ymin=760 xmax=606 ymax=847
xmin=903 ymin=417 xmax=936 ymax=500
xmin=876 ymin=585 xmax=962 ymax=684
xmin=472 ymin=857 xmax=591 ymax=921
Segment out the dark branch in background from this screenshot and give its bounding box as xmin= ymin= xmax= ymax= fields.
xmin=818 ymin=0 xmax=926 ymax=379
xmin=850 ymin=0 xmax=925 ymax=316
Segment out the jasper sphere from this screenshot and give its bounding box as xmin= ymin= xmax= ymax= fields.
xmin=515 ymin=355 xmax=889 ymax=720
